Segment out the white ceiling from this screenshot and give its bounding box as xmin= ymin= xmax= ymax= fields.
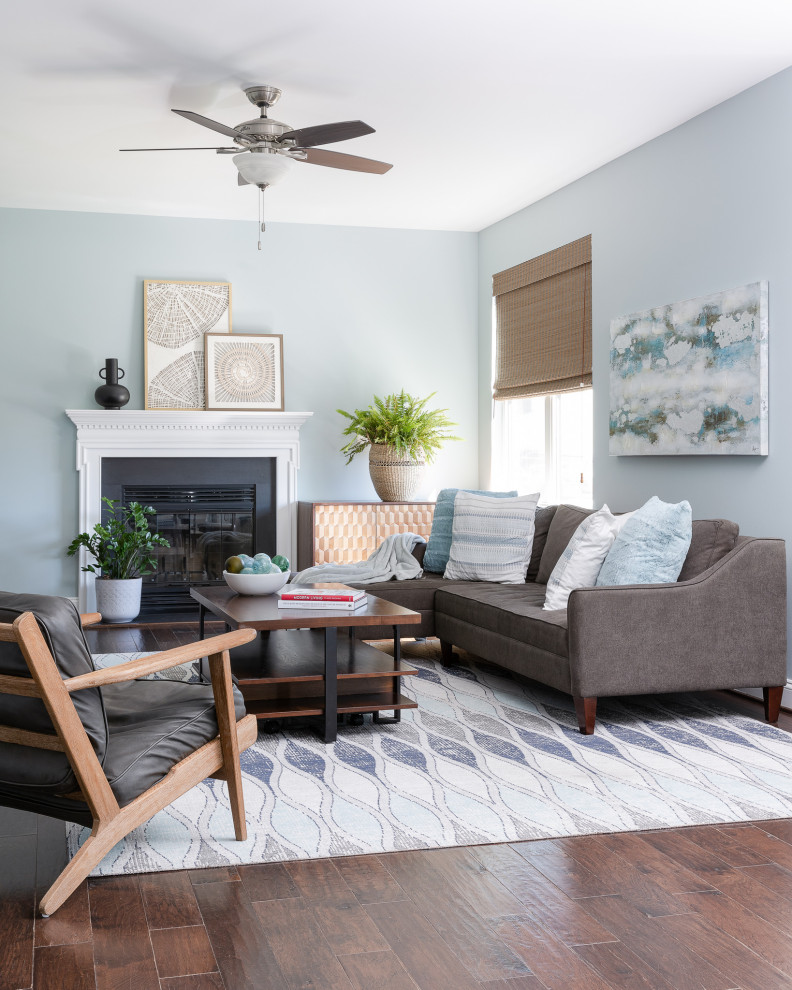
xmin=2 ymin=0 xmax=792 ymax=232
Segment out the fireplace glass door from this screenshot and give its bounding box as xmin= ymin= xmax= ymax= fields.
xmin=102 ymin=457 xmax=275 ymax=619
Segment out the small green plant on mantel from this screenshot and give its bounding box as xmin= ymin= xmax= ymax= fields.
xmin=66 ymin=497 xmax=170 ymax=578
xmin=337 ymin=390 xmax=461 ymax=464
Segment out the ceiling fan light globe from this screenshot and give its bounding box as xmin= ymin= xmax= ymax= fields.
xmin=233 ymin=151 xmax=294 ymax=187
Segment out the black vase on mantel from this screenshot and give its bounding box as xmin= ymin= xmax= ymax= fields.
xmin=94 ymin=358 xmax=130 ymax=410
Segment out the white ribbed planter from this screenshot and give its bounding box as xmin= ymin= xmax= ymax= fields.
xmin=368 ymin=443 xmax=426 ymax=502
xmin=94 ymin=578 xmax=143 ymax=624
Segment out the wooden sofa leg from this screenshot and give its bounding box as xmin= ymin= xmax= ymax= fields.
xmin=573 ymin=696 xmax=597 ymax=735
xmin=439 ymin=640 xmax=455 ymax=665
xmin=764 ymin=685 xmax=784 ymax=724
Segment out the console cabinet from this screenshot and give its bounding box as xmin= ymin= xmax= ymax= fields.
xmin=297 ymin=501 xmax=435 ymax=569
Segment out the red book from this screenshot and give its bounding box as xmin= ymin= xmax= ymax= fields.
xmin=277 ymin=597 xmax=368 ymax=611
xmin=279 ymin=583 xmax=365 ymax=603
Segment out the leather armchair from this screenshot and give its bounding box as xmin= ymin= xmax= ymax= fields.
xmin=0 ymin=591 xmax=258 ymax=915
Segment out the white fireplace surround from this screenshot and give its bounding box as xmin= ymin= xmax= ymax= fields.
xmin=66 ymin=409 xmax=313 ymax=613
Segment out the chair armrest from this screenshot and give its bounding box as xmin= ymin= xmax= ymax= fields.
xmin=65 ymin=628 xmax=257 ymax=693
xmin=79 ymin=613 xmax=102 ymax=627
xmin=567 ymin=537 xmax=787 ymax=698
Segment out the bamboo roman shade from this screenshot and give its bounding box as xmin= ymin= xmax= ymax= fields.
xmin=492 ymin=234 xmax=592 ymax=400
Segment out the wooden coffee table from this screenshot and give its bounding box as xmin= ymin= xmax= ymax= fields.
xmin=190 ymin=586 xmax=422 ymax=743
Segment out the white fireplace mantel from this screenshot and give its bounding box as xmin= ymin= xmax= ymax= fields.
xmin=66 ymin=409 xmax=313 ymax=612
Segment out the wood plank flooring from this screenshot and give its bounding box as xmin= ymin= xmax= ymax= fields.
xmin=3 ymin=622 xmax=792 ymax=990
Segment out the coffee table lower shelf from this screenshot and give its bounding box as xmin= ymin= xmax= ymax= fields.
xmin=228 ymin=629 xmax=418 ymax=730
xmin=244 ymin=693 xmax=418 ymax=720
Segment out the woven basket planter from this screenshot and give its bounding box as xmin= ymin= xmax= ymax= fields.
xmin=368 ymin=443 xmax=426 ymax=502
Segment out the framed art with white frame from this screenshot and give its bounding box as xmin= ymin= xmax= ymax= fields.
xmin=204 ymin=332 xmax=285 ymax=411
xmin=144 ymin=279 xmax=232 ymax=410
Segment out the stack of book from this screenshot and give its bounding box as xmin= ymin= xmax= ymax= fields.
xmin=277 ymin=583 xmax=368 ymax=610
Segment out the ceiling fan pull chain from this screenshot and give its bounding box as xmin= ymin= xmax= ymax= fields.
xmin=258 ymin=183 xmax=266 ymax=250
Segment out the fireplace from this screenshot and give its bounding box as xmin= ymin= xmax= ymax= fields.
xmin=66 ymin=409 xmax=313 ymax=616
xmin=102 ymin=456 xmax=276 ymax=619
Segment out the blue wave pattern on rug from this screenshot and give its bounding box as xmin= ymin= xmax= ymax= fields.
xmin=67 ymin=645 xmax=792 ymax=876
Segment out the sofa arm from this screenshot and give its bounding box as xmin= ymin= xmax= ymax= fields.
xmin=567 ymin=537 xmax=787 ymax=698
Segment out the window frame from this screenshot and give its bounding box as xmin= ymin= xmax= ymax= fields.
xmin=492 ymin=389 xmax=593 ymax=507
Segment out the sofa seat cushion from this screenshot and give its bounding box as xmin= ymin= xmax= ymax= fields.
xmin=100 ymin=679 xmax=246 ymax=808
xmin=436 ymin=583 xmax=568 ymax=658
xmin=350 ymin=573 xmax=474 ymax=612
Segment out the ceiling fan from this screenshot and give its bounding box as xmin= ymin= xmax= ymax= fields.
xmin=121 ymin=84 xmax=393 ymax=188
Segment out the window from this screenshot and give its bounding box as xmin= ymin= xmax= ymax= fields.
xmin=492 ymin=390 xmax=593 ymax=506
xmin=491 ymin=235 xmax=593 ymax=506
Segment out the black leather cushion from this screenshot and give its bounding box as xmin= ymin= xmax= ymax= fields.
xmin=101 ymin=678 xmax=246 ymax=807
xmin=0 ymin=593 xmax=107 ymax=792
xmin=0 ymin=783 xmax=93 ymax=826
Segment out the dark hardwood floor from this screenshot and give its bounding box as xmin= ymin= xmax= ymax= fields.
xmin=4 ymin=622 xmax=792 ymax=990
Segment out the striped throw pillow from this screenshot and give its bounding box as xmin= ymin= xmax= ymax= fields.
xmin=423 ymin=488 xmax=518 ymax=573
xmin=444 ymin=491 xmax=541 ymax=583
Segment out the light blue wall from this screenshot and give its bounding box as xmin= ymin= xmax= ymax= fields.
xmin=478 ymin=66 xmax=792 ymax=673
xmin=0 ymin=209 xmax=478 ymax=597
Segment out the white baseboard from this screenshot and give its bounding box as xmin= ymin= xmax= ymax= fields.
xmin=733 ymin=681 xmax=792 ymax=711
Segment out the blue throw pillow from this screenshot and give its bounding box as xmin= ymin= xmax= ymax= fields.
xmin=596 ymin=496 xmax=692 ymax=586
xmin=423 ymin=488 xmax=518 ymax=573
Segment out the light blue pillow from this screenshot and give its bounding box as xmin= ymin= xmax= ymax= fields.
xmin=596 ymin=496 xmax=692 ymax=586
xmin=423 ymin=487 xmax=517 ymax=573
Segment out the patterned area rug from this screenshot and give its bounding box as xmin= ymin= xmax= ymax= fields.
xmin=67 ymin=641 xmax=792 ymax=876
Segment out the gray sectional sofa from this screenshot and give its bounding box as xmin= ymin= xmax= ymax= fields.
xmin=354 ymin=504 xmax=788 ymax=734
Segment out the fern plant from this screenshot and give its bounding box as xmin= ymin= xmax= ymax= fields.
xmin=337 ymin=390 xmax=461 ymax=464
xmin=66 ymin=497 xmax=170 ymax=579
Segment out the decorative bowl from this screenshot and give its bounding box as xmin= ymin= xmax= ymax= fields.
xmin=223 ymin=569 xmax=290 ymax=596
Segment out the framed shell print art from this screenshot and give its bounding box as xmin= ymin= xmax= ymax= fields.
xmin=204 ymin=332 xmax=285 ymax=411
xmin=144 ymin=279 xmax=231 ymax=410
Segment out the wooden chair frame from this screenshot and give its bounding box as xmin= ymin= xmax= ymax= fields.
xmin=0 ymin=611 xmax=258 ymax=916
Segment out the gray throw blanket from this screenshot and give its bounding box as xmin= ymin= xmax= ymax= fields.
xmin=291 ymin=532 xmax=425 ymax=586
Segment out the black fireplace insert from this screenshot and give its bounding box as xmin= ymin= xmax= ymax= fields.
xmin=102 ymin=457 xmax=276 ymax=620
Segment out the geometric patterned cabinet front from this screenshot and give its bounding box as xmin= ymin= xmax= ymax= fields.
xmin=297 ymin=501 xmax=436 ymax=569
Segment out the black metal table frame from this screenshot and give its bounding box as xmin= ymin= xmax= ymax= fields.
xmin=197 ymin=603 xmax=405 ymax=743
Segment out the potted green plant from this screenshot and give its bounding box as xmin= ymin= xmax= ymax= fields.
xmin=337 ymin=390 xmax=460 ymax=501
xmin=66 ymin=497 xmax=170 ymax=623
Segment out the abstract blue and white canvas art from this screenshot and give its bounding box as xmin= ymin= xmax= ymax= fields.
xmin=609 ymin=282 xmax=768 ymax=455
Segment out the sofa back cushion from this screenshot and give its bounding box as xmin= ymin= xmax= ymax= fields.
xmin=677 ymin=519 xmax=739 ymax=581
xmin=423 ymin=488 xmax=517 ymax=573
xmin=0 ymin=593 xmax=107 ymax=791
xmin=526 ymin=505 xmax=558 ymax=582
xmin=535 ymin=505 xmax=594 ymax=584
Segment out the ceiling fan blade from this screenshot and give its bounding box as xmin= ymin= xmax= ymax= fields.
xmin=298 ymin=148 xmax=392 ymax=174
xmin=172 ymin=109 xmax=247 ymax=141
xmin=238 ymin=173 xmax=250 ymax=186
xmin=120 ymin=146 xmax=237 ymax=151
xmin=280 ymin=120 xmax=375 ymax=148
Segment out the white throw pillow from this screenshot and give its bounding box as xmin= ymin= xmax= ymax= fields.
xmin=543 ymin=505 xmax=633 ymax=610
xmin=444 ymin=491 xmax=540 ymax=583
